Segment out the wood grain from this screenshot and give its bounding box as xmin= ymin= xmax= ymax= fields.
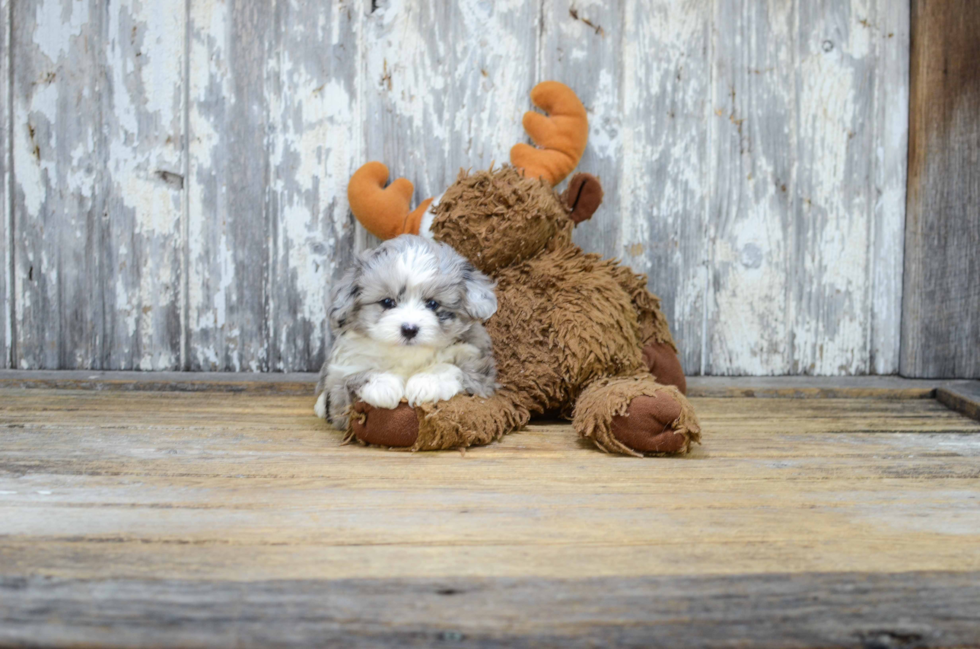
xmin=620 ymin=0 xmax=710 ymax=375
xmin=266 ymin=1 xmax=359 ymax=372
xmin=360 ymin=0 xmax=539 ymax=252
xmin=706 ymin=0 xmax=908 ymax=376
xmin=871 ymin=2 xmax=910 ymax=375
xmin=937 ymin=382 xmax=980 ymax=422
xmin=11 ymin=0 xmax=184 ymax=371
xmin=12 ymin=0 xmax=108 ymax=369
xmin=0 ymin=0 xmax=8 ymax=369
xmin=2 ymin=0 xmax=915 ymax=376
xmin=185 ymin=0 xmax=276 ymax=371
xmin=539 ymin=0 xmax=625 ymax=262
xmin=706 ymin=0 xmax=792 ymax=375
xmin=1 ymin=389 xmax=980 ymax=645
xmin=1 ymin=390 xmax=979 ymax=582
xmin=2 ymin=572 xmax=978 ymax=648
xmin=0 ymin=370 xmax=950 ymax=399
xmin=902 ymin=0 xmax=980 ymax=378
xmin=102 ymin=0 xmax=185 ymax=371
xmin=792 ymin=0 xmax=879 ymax=376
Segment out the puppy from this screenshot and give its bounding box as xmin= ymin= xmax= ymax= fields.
xmin=314 ymin=235 xmax=498 ymax=430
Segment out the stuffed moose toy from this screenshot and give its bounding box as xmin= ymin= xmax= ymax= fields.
xmin=341 ymin=81 xmax=701 ymax=456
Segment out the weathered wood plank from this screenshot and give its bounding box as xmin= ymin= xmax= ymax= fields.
xmin=620 ymin=0 xmax=710 ymax=375
xmin=11 ymin=0 xmax=184 ymax=371
xmin=267 ymin=0 xmax=360 ymax=372
xmin=12 ymin=0 xmax=108 ymax=369
xmin=3 ymin=0 xmax=914 ymax=376
xmin=870 ymin=0 xmax=909 ymax=375
xmin=685 ymin=375 xmax=942 ymax=399
xmin=705 ymin=0 xmax=797 ymax=375
xmin=936 ymin=382 xmax=980 ymax=422
xmin=901 ymin=0 xmax=980 ymax=378
xmin=0 ymin=369 xmax=318 ymax=393
xmin=185 ymin=0 xmax=276 ymax=371
xmin=706 ymin=1 xmax=908 ymax=376
xmin=539 ymin=0 xmax=624 ymax=262
xmin=0 ymin=370 xmax=951 ymax=398
xmin=1 ymin=390 xmax=980 ymax=645
xmin=792 ymin=0 xmax=880 ymax=375
xmin=2 ymin=391 xmax=979 ymax=584
xmin=2 ymin=572 xmax=979 ymax=648
xmin=0 ymin=0 xmax=9 ymax=369
xmin=102 ymin=0 xmax=185 ymax=370
xmin=360 ymin=0 xmax=539 ymax=251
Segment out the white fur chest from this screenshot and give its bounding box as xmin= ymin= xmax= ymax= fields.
xmin=329 ymin=332 xmax=476 ymax=380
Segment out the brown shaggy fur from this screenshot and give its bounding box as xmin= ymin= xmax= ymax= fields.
xmin=352 ymin=166 xmax=701 ymax=456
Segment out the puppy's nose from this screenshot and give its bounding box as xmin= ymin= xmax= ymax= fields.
xmin=401 ymin=324 xmax=419 ymax=340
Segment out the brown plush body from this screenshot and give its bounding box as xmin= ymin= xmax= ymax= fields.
xmin=350 ymin=167 xmax=701 ymax=455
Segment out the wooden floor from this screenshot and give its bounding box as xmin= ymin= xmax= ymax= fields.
xmin=2 ymin=382 xmax=980 ymax=647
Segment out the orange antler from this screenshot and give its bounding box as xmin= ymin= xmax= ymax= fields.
xmin=348 ymin=162 xmax=433 ymax=240
xmin=510 ymin=81 xmax=589 ymax=186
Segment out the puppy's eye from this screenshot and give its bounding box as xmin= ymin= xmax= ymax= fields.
xmin=379 ymin=298 xmax=396 ymax=309
xmin=425 ymin=299 xmax=439 ymax=311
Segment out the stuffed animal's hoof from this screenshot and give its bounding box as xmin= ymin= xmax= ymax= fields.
xmin=610 ymin=394 xmax=688 ymax=454
xmin=641 ymin=341 xmax=687 ymax=395
xmin=351 ymin=401 xmax=419 ymax=447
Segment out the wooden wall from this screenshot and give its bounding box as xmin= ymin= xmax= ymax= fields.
xmin=902 ymin=0 xmax=980 ymax=378
xmin=1 ymin=0 xmax=911 ymax=375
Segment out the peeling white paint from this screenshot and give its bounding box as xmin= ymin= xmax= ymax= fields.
xmin=364 ymin=0 xmax=533 ymax=200
xmin=100 ymin=0 xmax=185 ymax=369
xmin=187 ymin=0 xmax=231 ymax=371
xmin=792 ymin=4 xmax=875 ymax=375
xmin=1 ymin=0 xmax=8 ymax=368
xmin=8 ymin=0 xmax=911 ymax=375
xmin=34 ymin=0 xmax=88 ymax=62
xmin=869 ymin=2 xmax=909 ymax=375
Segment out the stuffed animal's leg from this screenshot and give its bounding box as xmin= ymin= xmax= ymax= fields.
xmin=641 ymin=341 xmax=687 ymax=395
xmin=572 ymin=375 xmax=701 ymax=456
xmin=610 ymin=267 xmax=688 ymax=394
xmin=349 ymin=391 xmax=529 ymax=451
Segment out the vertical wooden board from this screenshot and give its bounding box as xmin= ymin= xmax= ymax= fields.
xmin=870 ymin=0 xmax=909 ymax=375
xmin=102 ymin=0 xmax=185 ymax=370
xmin=186 ymin=0 xmax=275 ymax=371
xmin=12 ymin=0 xmax=107 ymax=369
xmin=361 ymin=0 xmax=539 ymax=225
xmin=538 ymin=0 xmax=623 ymax=262
xmin=704 ymin=0 xmax=797 ymax=375
xmin=901 ymin=0 xmax=980 ymax=378
xmin=0 ymin=0 xmax=9 ymax=368
xmin=619 ymin=0 xmax=710 ymax=375
xmin=12 ymin=0 xmax=184 ymax=370
xmin=792 ymin=0 xmax=878 ymax=375
xmin=268 ymin=0 xmax=360 ymax=372
xmin=706 ymin=0 xmax=898 ymax=376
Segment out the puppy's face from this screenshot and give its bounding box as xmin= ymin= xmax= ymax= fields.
xmin=330 ymin=235 xmax=496 ymax=348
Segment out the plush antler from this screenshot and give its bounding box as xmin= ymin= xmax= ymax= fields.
xmin=510 ymin=81 xmax=589 ymax=186
xmin=347 ymin=162 xmax=433 ymax=240
xmin=350 ymin=82 xmax=587 ymax=238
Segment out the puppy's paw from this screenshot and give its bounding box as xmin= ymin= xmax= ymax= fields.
xmin=405 ymin=373 xmax=463 ymax=406
xmin=358 ymin=374 xmax=405 ymax=409
xmin=314 ymin=391 xmax=328 ymax=419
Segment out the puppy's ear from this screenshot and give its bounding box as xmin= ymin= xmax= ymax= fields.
xmin=462 ymin=263 xmax=497 ymax=321
xmin=329 ymin=262 xmax=362 ymax=331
